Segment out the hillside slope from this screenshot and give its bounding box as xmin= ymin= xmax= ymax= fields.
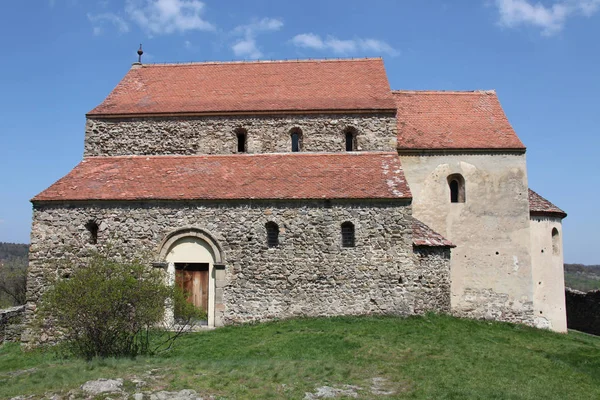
xmin=1 ymin=314 xmax=599 ymax=399
xmin=565 ymin=263 xmax=600 ymax=292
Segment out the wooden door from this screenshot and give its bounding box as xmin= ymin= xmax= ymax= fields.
xmin=175 ymin=263 xmax=209 ymax=313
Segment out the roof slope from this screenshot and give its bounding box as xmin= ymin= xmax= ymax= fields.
xmin=394 ymin=90 xmax=526 ymax=151
xmin=529 ymin=189 xmax=567 ymax=219
xmin=88 ymin=59 xmax=396 ymax=116
xmin=412 ymin=218 xmax=455 ymax=247
xmin=33 ymin=153 xmax=411 ymax=202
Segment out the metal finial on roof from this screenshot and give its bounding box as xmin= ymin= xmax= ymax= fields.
xmin=137 ymin=44 xmax=143 ymax=64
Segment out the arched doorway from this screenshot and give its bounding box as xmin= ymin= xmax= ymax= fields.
xmin=158 ymin=228 xmax=225 ymax=328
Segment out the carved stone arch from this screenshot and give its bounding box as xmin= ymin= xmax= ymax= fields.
xmin=157 ymin=227 xmax=226 ymax=328
xmin=157 ymin=226 xmax=224 ymax=263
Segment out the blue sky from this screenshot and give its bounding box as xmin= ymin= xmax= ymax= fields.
xmin=0 ymin=0 xmax=598 ymax=264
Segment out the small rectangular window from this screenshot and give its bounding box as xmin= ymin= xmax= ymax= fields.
xmin=341 ymin=222 xmax=355 ymax=247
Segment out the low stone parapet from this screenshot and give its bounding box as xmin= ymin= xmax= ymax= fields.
xmin=0 ymin=305 xmax=26 ymax=343
xmin=565 ymin=288 xmax=600 ymax=336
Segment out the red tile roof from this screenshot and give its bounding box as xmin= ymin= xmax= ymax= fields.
xmin=32 ymin=153 xmax=411 ymax=202
xmin=528 ymin=189 xmax=567 ymax=219
xmin=88 ymin=59 xmax=396 ymax=116
xmin=394 ymin=90 xmax=526 ymax=151
xmin=412 ymin=218 xmax=455 ymax=248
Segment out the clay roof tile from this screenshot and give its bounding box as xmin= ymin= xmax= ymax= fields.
xmin=393 ymin=90 xmax=526 ymax=151
xmin=32 ymin=152 xmax=411 ymax=202
xmin=528 ymin=189 xmax=567 ymax=219
xmin=411 ymin=218 xmax=455 ymax=248
xmin=88 ymin=59 xmax=396 ymax=116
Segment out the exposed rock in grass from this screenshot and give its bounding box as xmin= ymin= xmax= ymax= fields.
xmin=370 ymin=377 xmax=396 ymax=395
xmin=304 ymin=385 xmax=361 ymax=399
xmin=149 ymin=389 xmax=203 ymax=400
xmin=3 ymin=368 xmax=37 ymax=378
xmin=80 ymin=378 xmax=123 ymax=395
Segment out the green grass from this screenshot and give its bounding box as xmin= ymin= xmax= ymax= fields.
xmin=2 ymin=314 xmax=600 ymax=399
xmin=565 ymin=272 xmax=600 ymax=292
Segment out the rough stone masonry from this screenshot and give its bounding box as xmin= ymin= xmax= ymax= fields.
xmin=23 ymin=200 xmax=450 ymax=344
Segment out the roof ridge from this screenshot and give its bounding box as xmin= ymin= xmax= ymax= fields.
xmin=141 ymin=58 xmax=383 ymax=68
xmin=392 ymin=90 xmax=496 ymax=95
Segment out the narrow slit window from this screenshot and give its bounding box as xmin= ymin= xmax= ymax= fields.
xmin=341 ymin=221 xmax=355 ymax=248
xmin=448 ymin=174 xmax=465 ymax=203
xmin=290 ymin=128 xmax=302 ymax=152
xmin=345 ymin=131 xmax=354 ymax=151
xmin=266 ymin=222 xmax=279 ymax=248
xmin=344 ymin=128 xmax=357 ymax=151
xmin=552 ymin=228 xmax=560 ymax=255
xmin=235 ymin=128 xmax=247 ymax=153
xmin=85 ymin=220 xmax=99 ymax=244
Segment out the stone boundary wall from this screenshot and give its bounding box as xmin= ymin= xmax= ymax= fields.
xmin=1 ymin=305 xmax=25 ymax=343
xmin=84 ymin=113 xmax=397 ymax=156
xmin=565 ymin=288 xmax=600 ymax=335
xmin=24 ymin=199 xmax=451 ymax=344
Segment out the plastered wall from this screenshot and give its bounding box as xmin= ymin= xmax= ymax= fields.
xmin=399 ymin=152 xmax=534 ymax=324
xmin=530 ymin=216 xmax=567 ymax=332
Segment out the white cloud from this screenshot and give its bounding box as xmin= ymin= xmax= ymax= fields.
xmin=291 ymin=33 xmax=325 ymax=49
xmin=495 ymin=0 xmax=600 ymax=35
xmin=232 ymin=38 xmax=262 ymax=59
xmin=125 ymin=0 xmax=215 ymax=35
xmin=233 ymin=17 xmax=284 ymax=36
xmin=231 ymin=17 xmax=283 ymax=59
xmin=291 ymin=33 xmax=399 ymax=57
xmin=87 ymin=13 xmax=130 ymax=36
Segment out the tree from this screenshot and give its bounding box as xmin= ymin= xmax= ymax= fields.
xmin=38 ymin=254 xmax=204 ymax=359
xmin=0 ymin=258 xmax=27 ymax=307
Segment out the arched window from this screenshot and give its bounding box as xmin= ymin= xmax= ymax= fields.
xmin=344 ymin=127 xmax=357 ymax=151
xmin=448 ymin=174 xmax=466 ymax=203
xmin=341 ymin=221 xmax=355 ymax=248
xmin=290 ymin=128 xmax=302 ymax=152
xmin=85 ymin=220 xmax=99 ymax=244
xmin=235 ymin=128 xmax=247 ymax=153
xmin=552 ymin=228 xmax=560 ymax=255
xmin=266 ymin=222 xmax=279 ymax=248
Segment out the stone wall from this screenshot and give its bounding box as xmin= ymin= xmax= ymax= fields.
xmin=24 ymin=199 xmax=450 ymax=343
xmin=400 ymin=152 xmax=534 ymax=325
xmin=450 ymin=288 xmax=533 ymax=324
xmin=412 ymin=246 xmax=451 ymax=314
xmin=84 ymin=114 xmax=397 ymax=157
xmin=565 ymin=288 xmax=600 ymax=336
xmin=1 ymin=305 xmax=25 ymax=343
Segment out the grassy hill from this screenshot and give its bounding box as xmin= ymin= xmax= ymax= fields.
xmin=1 ymin=314 xmax=600 ymax=399
xmin=565 ymin=263 xmax=600 ymax=292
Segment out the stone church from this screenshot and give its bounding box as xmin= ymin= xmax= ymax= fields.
xmin=24 ymin=57 xmax=567 ymax=342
